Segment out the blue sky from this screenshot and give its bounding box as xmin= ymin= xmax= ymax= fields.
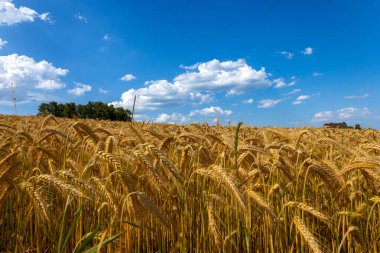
xmin=1 ymin=0 xmax=379 ymax=127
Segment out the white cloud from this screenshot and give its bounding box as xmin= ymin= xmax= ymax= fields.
xmin=111 ymin=59 xmax=272 ymax=111
xmin=312 ymin=72 xmax=323 ymax=77
xmin=0 ymin=91 xmax=61 ymax=105
xmin=154 ymin=105 xmax=232 ymax=124
xmin=243 ymin=98 xmax=253 ymax=104
xmin=35 ymin=80 xmax=65 ymax=90
xmin=39 ymin=12 xmax=53 ymax=23
xmin=302 ymin=47 xmax=313 ymax=55
xmin=258 ymin=99 xmax=282 ymax=108
xmin=24 ymin=92 xmax=51 ymax=102
xmin=103 ymin=34 xmax=111 ymax=41
xmin=68 ymin=82 xmax=92 ymax=96
xmin=179 ymin=63 xmax=200 ymax=70
xmin=0 ymin=0 xmax=50 ymax=25
xmin=279 ymin=51 xmax=294 ymax=59
xmin=284 ymin=88 xmax=301 ymax=95
xmin=74 ymin=13 xmax=87 ymax=23
xmin=312 ymin=111 xmax=334 ymax=122
xmin=292 ymin=95 xmax=310 ymax=105
xmin=344 ymin=93 xmax=370 ymax=99
xmin=312 ymin=107 xmax=371 ymax=122
xmin=0 ymin=38 xmax=8 ymax=49
xmin=337 ymin=107 xmax=371 ymax=119
xmin=120 ymin=74 xmax=136 ymax=82
xmin=273 ymin=76 xmax=297 ymax=88
xmin=110 ymin=80 xmax=189 ymax=110
xmin=99 ymin=88 xmax=109 ymax=94
xmin=174 ymin=59 xmax=271 ymax=95
xmin=190 ymin=92 xmax=213 ymax=105
xmin=155 ymin=113 xmax=189 ymax=124
xmin=0 ymin=54 xmax=68 ymax=102
xmin=189 ymin=106 xmax=232 ymax=117
xmin=133 ymin=114 xmax=152 ymax=122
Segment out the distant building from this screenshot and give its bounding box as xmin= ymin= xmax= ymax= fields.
xmin=323 ymin=122 xmax=351 ymax=129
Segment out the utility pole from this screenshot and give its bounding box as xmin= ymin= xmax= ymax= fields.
xmin=11 ymin=82 xmax=17 ymax=115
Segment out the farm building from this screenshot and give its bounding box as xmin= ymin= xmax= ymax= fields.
xmin=323 ymin=122 xmax=351 ymax=128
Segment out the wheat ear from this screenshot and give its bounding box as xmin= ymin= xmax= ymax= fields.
xmin=293 ymin=216 xmax=323 ymax=253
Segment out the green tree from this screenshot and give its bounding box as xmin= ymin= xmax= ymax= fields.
xmin=93 ymin=102 xmax=109 ymax=120
xmin=37 ymin=103 xmax=50 ymax=115
xmin=107 ymin=104 xmax=116 ymax=121
xmin=61 ymin=103 xmax=76 ymax=118
xmin=37 ymin=101 xmax=132 ymax=121
xmin=47 ymin=101 xmax=59 ymax=116
xmin=76 ymin=104 xmax=87 ymax=118
xmin=115 ymin=107 xmax=131 ymax=121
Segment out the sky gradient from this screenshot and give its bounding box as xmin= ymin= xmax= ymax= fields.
xmin=1 ymin=0 xmax=379 ymax=127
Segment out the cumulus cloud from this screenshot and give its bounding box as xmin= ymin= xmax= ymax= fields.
xmin=312 ymin=107 xmax=371 ymax=122
xmin=258 ymin=99 xmax=282 ymax=108
xmin=154 ymin=106 xmax=232 ymax=124
xmin=190 ymin=92 xmax=213 ymax=105
xmin=174 ymin=59 xmax=271 ymax=95
xmin=111 ymin=59 xmax=272 ymax=111
xmin=344 ymin=93 xmax=370 ymax=99
xmin=120 ymin=74 xmax=136 ymax=82
xmin=110 ymin=80 xmax=188 ymax=110
xmin=273 ymin=76 xmax=297 ymax=88
xmin=292 ymin=95 xmax=310 ymax=105
xmin=0 ymin=38 xmax=7 ymax=49
xmin=0 ymin=0 xmax=50 ymax=25
xmin=189 ymin=106 xmax=232 ymax=117
xmin=278 ymin=51 xmax=294 ymax=59
xmin=243 ymin=98 xmax=253 ymax=104
xmin=0 ymin=54 xmax=68 ymax=102
xmin=155 ymin=113 xmax=189 ymax=124
xmin=337 ymin=107 xmax=371 ymax=119
xmin=74 ymin=13 xmax=87 ymax=23
xmin=68 ymin=82 xmax=92 ymax=96
xmin=312 ymin=111 xmax=334 ymax=122
xmin=302 ymin=47 xmax=313 ymax=55
xmin=35 ymin=80 xmax=65 ymax=90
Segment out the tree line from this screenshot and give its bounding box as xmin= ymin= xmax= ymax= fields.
xmin=37 ymin=101 xmax=131 ymax=121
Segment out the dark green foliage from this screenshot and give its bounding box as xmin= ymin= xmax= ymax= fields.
xmin=354 ymin=124 xmax=362 ymax=130
xmin=37 ymin=101 xmax=131 ymax=121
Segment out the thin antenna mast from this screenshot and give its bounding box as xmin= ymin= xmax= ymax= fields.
xmin=11 ymin=82 xmax=17 ymax=115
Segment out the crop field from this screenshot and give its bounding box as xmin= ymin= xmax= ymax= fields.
xmin=0 ymin=114 xmax=379 ymax=252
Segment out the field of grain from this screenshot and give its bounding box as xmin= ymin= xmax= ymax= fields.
xmin=0 ymin=114 xmax=379 ymax=252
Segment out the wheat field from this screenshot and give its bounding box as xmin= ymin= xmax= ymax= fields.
xmin=0 ymin=114 xmax=379 ymax=252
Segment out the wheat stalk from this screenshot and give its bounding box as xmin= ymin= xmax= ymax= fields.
xmin=293 ymin=216 xmax=323 ymax=253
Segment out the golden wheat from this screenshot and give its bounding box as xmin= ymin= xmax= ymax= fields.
xmin=0 ymin=114 xmax=379 ymax=252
